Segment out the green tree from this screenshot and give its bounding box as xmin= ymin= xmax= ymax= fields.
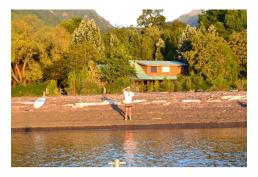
xmin=44 ymin=41 xmax=100 ymax=89
xmin=60 ymin=17 xmax=82 ymax=34
xmin=228 ymin=30 xmax=247 ymax=78
xmin=67 ymin=42 xmax=100 ymax=71
xmin=180 ymin=25 xmax=239 ymax=89
xmin=101 ymin=57 xmax=135 ymax=84
xmin=225 ymin=10 xmax=247 ymax=33
xmin=72 ymin=19 xmax=104 ymax=55
xmin=155 ymin=38 xmax=165 ymax=60
xmin=66 ymin=61 xmax=103 ymax=95
xmin=80 ymin=61 xmax=103 ymax=94
xmin=11 ymin=15 xmax=70 ymax=86
xmin=103 ymin=27 xmax=142 ymax=59
xmin=199 ymin=10 xmax=247 ymax=39
xmin=137 ymin=9 xmax=166 ymax=28
xmin=162 ymin=20 xmax=187 ymax=61
xmin=140 ymin=26 xmax=161 ymax=59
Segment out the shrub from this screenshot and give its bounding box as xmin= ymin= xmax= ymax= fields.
xmin=147 ymin=81 xmax=154 ymax=92
xmin=160 ymin=79 xmax=169 ymax=92
xmin=12 ymin=82 xmax=48 ymax=97
xmin=66 ymin=71 xmax=78 ymax=95
xmin=234 ymin=79 xmax=247 ymax=91
xmin=106 ymin=77 xmax=133 ymax=93
xmin=130 ymin=82 xmax=145 ymax=92
xmin=66 ymin=62 xmax=103 ymax=95
xmin=153 ymin=80 xmax=160 ymax=91
xmin=81 ymin=80 xmax=102 ymax=94
xmin=46 ymin=80 xmax=59 ymax=96
xmin=189 ymin=72 xmax=209 ymax=91
xmin=174 ymin=76 xmax=184 ymax=91
xmin=210 ymin=74 xmax=231 ymax=91
xmin=168 ymin=80 xmax=175 ymax=92
xmin=182 ymin=77 xmax=193 ymax=91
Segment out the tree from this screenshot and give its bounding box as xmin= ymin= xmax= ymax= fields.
xmin=140 ymin=26 xmax=161 ymax=59
xmin=72 ymin=19 xmax=103 ymax=55
xmin=161 ymin=20 xmax=187 ymax=61
xmin=155 ymin=38 xmax=165 ymax=60
xmin=67 ymin=42 xmax=100 ymax=72
xmin=43 ymin=42 xmax=100 ymax=89
xmin=66 ymin=61 xmax=103 ymax=95
xmin=101 ymin=57 xmax=135 ymax=84
xmin=199 ymin=10 xmax=247 ymax=39
xmin=60 ymin=17 xmax=82 ymax=33
xmin=225 ymin=10 xmax=247 ymax=33
xmin=228 ymin=30 xmax=247 ymax=78
xmin=180 ymin=25 xmax=239 ymax=89
xmin=103 ymin=27 xmax=142 ymax=60
xmin=137 ymin=9 xmax=166 ymax=28
xmin=11 ymin=15 xmax=70 ymax=86
xmin=104 ymin=30 xmax=131 ymax=59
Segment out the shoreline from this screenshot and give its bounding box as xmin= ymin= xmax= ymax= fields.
xmin=12 ymin=121 xmax=246 ymax=132
xmin=12 ymin=91 xmax=247 ymax=132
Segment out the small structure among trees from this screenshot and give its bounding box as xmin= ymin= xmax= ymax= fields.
xmin=130 ymin=60 xmax=187 ymax=82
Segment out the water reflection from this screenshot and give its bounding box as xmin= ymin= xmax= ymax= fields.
xmin=12 ymin=128 xmax=247 ymax=167
xmin=123 ymin=131 xmax=136 ymax=165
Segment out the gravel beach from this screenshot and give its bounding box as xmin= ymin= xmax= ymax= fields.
xmin=11 ymin=91 xmax=247 ymax=131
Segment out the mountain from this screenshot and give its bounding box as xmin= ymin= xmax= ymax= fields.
xmin=12 ymin=10 xmax=114 ymax=32
xmin=176 ymin=10 xmax=203 ymax=27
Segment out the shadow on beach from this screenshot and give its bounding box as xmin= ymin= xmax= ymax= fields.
xmin=102 ymin=96 xmax=124 ymax=119
xmin=237 ymin=101 xmax=247 ymax=108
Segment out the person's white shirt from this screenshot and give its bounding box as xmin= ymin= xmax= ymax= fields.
xmin=123 ymin=91 xmax=134 ymax=104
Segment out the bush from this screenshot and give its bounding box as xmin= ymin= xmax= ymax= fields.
xmin=130 ymin=82 xmax=146 ymax=92
xmin=153 ymin=80 xmax=160 ymax=91
xmin=46 ymin=80 xmax=59 ymax=96
xmin=210 ymin=74 xmax=231 ymax=91
xmin=147 ymin=81 xmax=154 ymax=92
xmin=189 ymin=72 xmax=209 ymax=91
xmin=66 ymin=71 xmax=78 ymax=95
xmin=12 ymin=82 xmax=49 ymax=97
xmin=234 ymin=79 xmax=247 ymax=91
xmin=81 ymin=81 xmax=102 ymax=94
xmin=174 ymin=77 xmax=184 ymax=91
xmin=106 ymin=77 xmax=133 ymax=93
xmin=66 ymin=63 xmax=103 ymax=95
xmin=168 ymin=80 xmax=175 ymax=92
xmin=160 ymin=79 xmax=169 ymax=91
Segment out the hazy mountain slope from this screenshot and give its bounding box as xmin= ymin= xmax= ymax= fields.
xmin=176 ymin=10 xmax=203 ymax=27
xmin=12 ymin=10 xmax=114 ymax=32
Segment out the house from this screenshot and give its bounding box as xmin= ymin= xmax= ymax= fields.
xmin=130 ymin=60 xmax=188 ymax=82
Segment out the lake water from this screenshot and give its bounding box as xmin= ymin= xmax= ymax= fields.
xmin=12 ymin=128 xmax=247 ymax=167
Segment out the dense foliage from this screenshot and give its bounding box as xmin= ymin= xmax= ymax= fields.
xmin=11 ymin=10 xmax=247 ymax=96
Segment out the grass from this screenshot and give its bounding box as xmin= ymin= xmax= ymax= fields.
xmin=12 ymin=82 xmax=49 ymax=97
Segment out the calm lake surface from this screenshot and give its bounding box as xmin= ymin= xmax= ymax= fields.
xmin=12 ymin=128 xmax=247 ymax=167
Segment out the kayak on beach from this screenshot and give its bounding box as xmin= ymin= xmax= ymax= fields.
xmin=34 ymin=97 xmax=46 ymax=109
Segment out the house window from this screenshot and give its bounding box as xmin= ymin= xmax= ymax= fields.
xmin=150 ymin=66 xmax=157 ymax=72
xmin=162 ymin=66 xmax=170 ymax=72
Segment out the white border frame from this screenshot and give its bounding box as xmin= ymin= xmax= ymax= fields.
xmin=1 ymin=0 xmax=257 ymax=177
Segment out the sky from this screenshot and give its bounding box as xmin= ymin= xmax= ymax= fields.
xmin=96 ymin=8 xmax=194 ymax=27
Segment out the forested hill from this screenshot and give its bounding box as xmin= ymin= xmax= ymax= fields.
xmin=12 ymin=10 xmax=114 ymax=32
xmin=176 ymin=10 xmax=202 ymax=27
xmin=12 ymin=9 xmax=247 ymax=96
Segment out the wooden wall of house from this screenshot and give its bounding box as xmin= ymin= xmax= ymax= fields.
xmin=144 ymin=65 xmax=182 ymax=76
xmin=141 ymin=65 xmax=148 ymax=73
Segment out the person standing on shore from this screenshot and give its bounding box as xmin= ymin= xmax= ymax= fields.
xmin=123 ymin=87 xmax=134 ymax=120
